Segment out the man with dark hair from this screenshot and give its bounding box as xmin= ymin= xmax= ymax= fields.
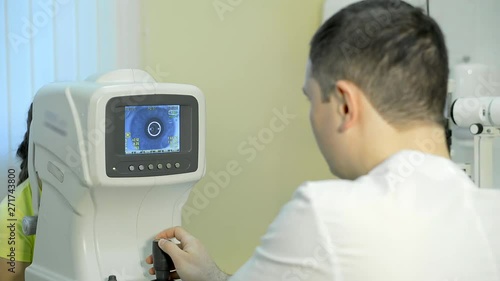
xmin=146 ymin=1 xmax=500 ymax=280
xmin=310 ymin=0 xmax=448 ymax=127
xmin=306 ymin=0 xmax=450 ymax=180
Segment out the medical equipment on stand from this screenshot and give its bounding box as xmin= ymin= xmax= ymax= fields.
xmin=22 ymin=69 xmax=206 ymax=281
xmin=449 ymin=64 xmax=500 ymax=189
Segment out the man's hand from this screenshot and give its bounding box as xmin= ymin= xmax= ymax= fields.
xmin=145 ymin=227 xmax=230 ymax=281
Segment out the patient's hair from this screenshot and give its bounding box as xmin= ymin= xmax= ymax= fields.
xmin=310 ymin=0 xmax=449 ymax=126
xmin=17 ymin=103 xmax=33 ymax=186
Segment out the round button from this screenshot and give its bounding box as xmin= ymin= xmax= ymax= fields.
xmin=166 ymin=163 xmax=172 ymax=169
xmin=148 ymin=164 xmax=154 ymax=170
xmin=157 ymin=163 xmax=163 ymax=169
xmin=470 ymin=123 xmax=483 ymax=135
xmin=129 ymin=165 xmax=135 ymax=171
xmin=138 ymin=164 xmax=145 ymax=171
xmin=175 ymin=163 xmax=180 ymax=168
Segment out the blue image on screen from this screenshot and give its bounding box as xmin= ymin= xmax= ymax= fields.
xmin=125 ymin=105 xmax=180 ymax=154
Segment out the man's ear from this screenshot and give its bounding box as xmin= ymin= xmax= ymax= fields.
xmin=335 ymin=80 xmax=361 ymax=131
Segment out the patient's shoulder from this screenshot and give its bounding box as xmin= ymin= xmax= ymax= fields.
xmin=0 ymin=180 xmax=33 ymax=216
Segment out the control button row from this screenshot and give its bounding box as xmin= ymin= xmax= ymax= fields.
xmin=129 ymin=163 xmax=181 ymax=171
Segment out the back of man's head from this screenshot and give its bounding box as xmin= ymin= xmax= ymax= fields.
xmin=310 ymin=0 xmax=449 ymax=127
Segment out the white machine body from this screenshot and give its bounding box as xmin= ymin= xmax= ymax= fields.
xmin=451 ymin=97 xmax=500 ymax=128
xmin=449 ymin=64 xmax=500 ymax=189
xmin=25 ymin=69 xmax=206 ymax=281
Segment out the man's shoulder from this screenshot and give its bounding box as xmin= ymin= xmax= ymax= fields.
xmin=296 ymin=179 xmax=360 ymax=196
xmin=292 ymin=177 xmax=382 ymax=211
xmin=297 ymin=175 xmax=382 ymax=196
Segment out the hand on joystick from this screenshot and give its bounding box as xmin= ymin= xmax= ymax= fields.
xmin=152 ymin=239 xmax=176 ymax=280
xmin=146 ymin=227 xmax=230 ymax=281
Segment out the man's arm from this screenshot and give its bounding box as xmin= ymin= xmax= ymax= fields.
xmin=0 ymin=258 xmax=30 ymax=281
xmin=225 ymin=184 xmax=335 ymax=281
xmin=146 ymin=184 xmax=334 ymax=281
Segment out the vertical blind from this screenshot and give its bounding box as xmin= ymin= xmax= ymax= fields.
xmin=0 ymin=0 xmax=141 ymax=200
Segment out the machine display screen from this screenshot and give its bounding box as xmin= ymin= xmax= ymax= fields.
xmin=125 ymin=105 xmax=180 ymax=154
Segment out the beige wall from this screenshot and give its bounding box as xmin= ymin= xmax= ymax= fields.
xmin=141 ymin=0 xmax=331 ymax=273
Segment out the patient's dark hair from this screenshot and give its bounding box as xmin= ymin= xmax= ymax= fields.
xmin=17 ymin=103 xmax=33 ymax=186
xmin=310 ymin=0 xmax=449 ymax=126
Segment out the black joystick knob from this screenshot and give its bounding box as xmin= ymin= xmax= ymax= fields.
xmin=153 ymin=239 xmax=175 ymax=281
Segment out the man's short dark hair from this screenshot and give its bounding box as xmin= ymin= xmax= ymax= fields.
xmin=310 ymin=0 xmax=449 ymax=126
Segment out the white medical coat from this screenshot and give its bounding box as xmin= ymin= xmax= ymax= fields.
xmin=230 ymin=150 xmax=500 ymax=281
